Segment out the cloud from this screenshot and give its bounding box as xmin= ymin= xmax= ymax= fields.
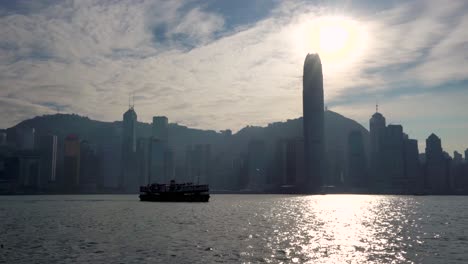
xmin=0 ymin=0 xmax=467 ymax=153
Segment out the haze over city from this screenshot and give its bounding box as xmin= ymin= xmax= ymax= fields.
xmin=1 ymin=0 xmax=468 ymax=154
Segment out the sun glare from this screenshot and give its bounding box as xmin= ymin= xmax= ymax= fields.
xmin=295 ymin=16 xmax=368 ymax=66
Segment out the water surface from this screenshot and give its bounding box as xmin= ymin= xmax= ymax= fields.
xmin=1 ymin=195 xmax=467 ymax=263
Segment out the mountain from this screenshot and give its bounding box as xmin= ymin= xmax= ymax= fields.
xmin=9 ymin=111 xmax=369 ymax=182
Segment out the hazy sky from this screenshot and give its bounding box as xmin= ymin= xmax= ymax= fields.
xmin=0 ymin=0 xmax=467 ymax=154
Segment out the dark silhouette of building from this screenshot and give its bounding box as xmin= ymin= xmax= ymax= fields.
xmin=382 ymin=125 xmax=406 ymax=193
xmin=38 ymin=134 xmax=57 ymax=191
xmin=302 ymin=53 xmax=325 ymax=193
xmin=185 ymin=144 xmax=211 ymax=184
xmin=346 ymin=130 xmax=367 ymax=190
xmin=64 ymin=134 xmax=80 ymax=192
xmin=79 ymin=140 xmax=99 ymax=192
xmin=121 ymin=106 xmax=138 ymax=192
xmin=465 ymin=149 xmax=468 ymax=163
xmin=0 ymin=132 xmax=6 ymax=146
xmin=137 ymin=138 xmax=151 ymax=185
xmin=246 ymin=139 xmax=266 ymax=191
xmin=425 ymin=134 xmax=449 ymax=194
xmin=149 ymin=138 xmax=165 ymax=183
xmin=404 ymin=138 xmax=422 ymax=193
xmin=152 ymin=116 xmax=168 ymax=142
xmin=369 ymin=108 xmax=386 ymax=192
xmin=274 ymin=137 xmax=305 ymax=192
xmin=7 ymin=126 xmax=35 ymax=150
xmin=98 ymin=131 xmax=121 ymax=190
xmin=164 ymin=149 xmax=175 ymax=182
xmin=451 ymin=151 xmax=465 ymax=193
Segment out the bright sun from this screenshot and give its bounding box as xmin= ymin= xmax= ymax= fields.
xmin=295 ymin=16 xmax=368 ymax=66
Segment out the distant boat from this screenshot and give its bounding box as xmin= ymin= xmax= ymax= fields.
xmin=139 ymin=180 xmax=210 ymax=202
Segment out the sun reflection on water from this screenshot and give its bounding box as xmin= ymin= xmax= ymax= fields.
xmin=260 ymin=195 xmax=424 ymax=263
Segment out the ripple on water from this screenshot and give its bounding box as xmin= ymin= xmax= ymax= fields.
xmin=1 ymin=195 xmax=468 ymax=263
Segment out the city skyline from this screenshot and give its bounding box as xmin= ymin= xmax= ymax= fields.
xmin=1 ymin=0 xmax=468 ymax=155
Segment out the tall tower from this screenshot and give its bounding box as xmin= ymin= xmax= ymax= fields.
xmin=425 ymin=133 xmax=448 ymax=194
xmin=121 ymin=105 xmax=137 ymax=191
xmin=369 ymin=108 xmax=386 ymax=192
xmin=302 ymin=53 xmax=325 ymax=193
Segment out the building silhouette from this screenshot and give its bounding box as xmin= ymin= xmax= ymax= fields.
xmin=137 ymin=138 xmax=151 ymax=185
xmin=274 ymin=137 xmax=305 ymax=192
xmin=382 ymin=125 xmax=406 ymax=193
xmin=465 ymin=149 xmax=468 ymax=163
xmin=404 ymin=138 xmax=422 ymax=193
xmin=369 ymin=108 xmax=386 ymax=192
xmin=149 ymin=138 xmax=165 ymax=183
xmin=79 ymin=140 xmax=99 ymax=192
xmin=0 ymin=131 xmax=6 ymax=146
xmin=7 ymin=127 xmax=35 ymax=150
xmin=152 ymin=116 xmax=168 ymax=142
xmin=302 ymin=53 xmax=325 ymax=193
xmin=38 ymin=134 xmax=57 ymax=191
xmin=247 ymin=139 xmax=266 ymax=191
xmin=425 ymin=134 xmax=449 ymax=194
xmin=346 ymin=130 xmax=367 ymax=190
xmin=121 ymin=106 xmax=138 ymax=192
xmin=64 ymin=134 xmax=80 ymax=192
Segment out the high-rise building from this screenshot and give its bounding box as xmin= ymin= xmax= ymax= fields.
xmin=369 ymin=109 xmax=386 ymax=192
xmin=137 ymin=138 xmax=151 ymax=185
xmin=121 ymin=106 xmax=138 ymax=192
xmin=149 ymin=138 xmax=165 ymax=183
xmin=465 ymin=149 xmax=468 ymax=163
xmin=191 ymin=144 xmax=211 ymax=184
xmin=404 ymin=138 xmax=422 ymax=193
xmin=302 ymin=53 xmax=325 ymax=193
xmin=152 ymin=116 xmax=168 ymax=142
xmin=247 ymin=139 xmax=266 ymax=191
xmin=7 ymin=127 xmax=35 ymax=150
xmin=64 ymin=134 xmax=80 ymax=192
xmin=0 ymin=131 xmax=6 ymax=146
xmin=425 ymin=133 xmax=448 ymax=194
xmin=347 ymin=130 xmax=367 ymax=190
xmin=38 ymin=134 xmax=57 ymax=190
xmin=382 ymin=125 xmax=406 ymax=193
xmin=164 ymin=149 xmax=175 ymax=181
xmin=98 ymin=136 xmax=121 ymax=190
xmin=79 ymin=140 xmax=99 ymax=192
xmin=451 ymin=151 xmax=465 ymax=193
xmin=453 ymin=151 xmax=463 ymax=164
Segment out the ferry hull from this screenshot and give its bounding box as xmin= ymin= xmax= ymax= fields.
xmin=139 ymin=193 xmax=210 ymax=202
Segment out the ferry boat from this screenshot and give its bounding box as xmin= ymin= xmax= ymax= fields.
xmin=139 ymin=180 xmax=210 ymax=202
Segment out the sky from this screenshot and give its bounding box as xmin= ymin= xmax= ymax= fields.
xmin=0 ymin=0 xmax=467 ymax=154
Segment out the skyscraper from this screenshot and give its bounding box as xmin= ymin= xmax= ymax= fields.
xmin=382 ymin=125 xmax=406 ymax=193
xmin=369 ymin=109 xmax=386 ymax=192
xmin=404 ymin=138 xmax=422 ymax=193
xmin=425 ymin=133 xmax=448 ymax=194
xmin=347 ymin=130 xmax=367 ymax=190
xmin=64 ymin=134 xmax=80 ymax=192
xmin=302 ymin=53 xmax=325 ymax=193
xmin=247 ymin=139 xmax=266 ymax=191
xmin=152 ymin=116 xmax=168 ymax=142
xmin=121 ymin=106 xmax=137 ymax=192
xmin=38 ymin=134 xmax=57 ymax=190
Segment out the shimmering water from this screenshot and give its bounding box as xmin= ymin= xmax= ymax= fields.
xmin=1 ymin=195 xmax=467 ymax=263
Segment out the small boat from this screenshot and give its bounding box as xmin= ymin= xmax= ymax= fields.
xmin=139 ymin=180 xmax=210 ymax=202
